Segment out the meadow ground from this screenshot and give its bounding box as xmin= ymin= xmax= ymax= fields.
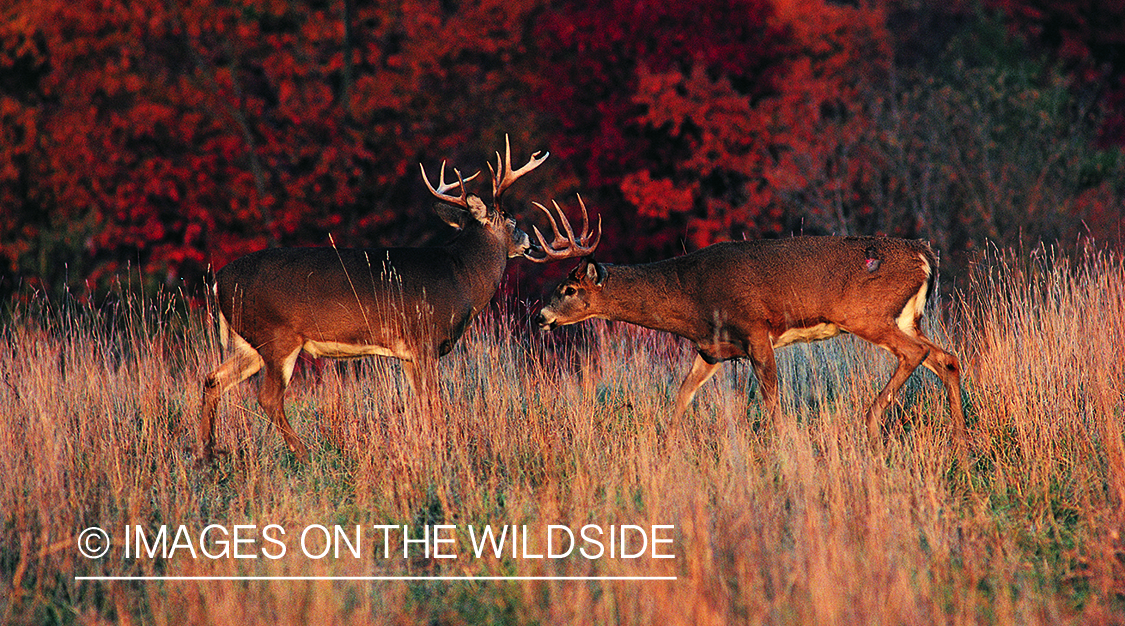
xmin=2 ymin=246 xmax=1124 ymax=625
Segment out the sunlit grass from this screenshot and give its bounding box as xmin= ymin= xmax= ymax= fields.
xmin=2 ymin=246 xmax=1124 ymax=625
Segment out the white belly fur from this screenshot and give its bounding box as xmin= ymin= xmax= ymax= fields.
xmin=302 ymin=339 xmax=410 ymax=360
xmin=771 ymin=323 xmax=843 ymax=349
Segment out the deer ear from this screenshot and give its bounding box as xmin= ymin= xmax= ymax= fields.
xmin=584 ymin=257 xmax=606 ymax=286
xmin=433 ymin=202 xmax=467 ymax=230
xmin=466 ymin=195 xmax=491 ymax=223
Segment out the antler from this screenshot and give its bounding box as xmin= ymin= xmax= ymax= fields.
xmin=489 ymin=134 xmax=549 ymax=210
xmin=525 ymin=194 xmax=602 ymax=262
xmin=419 ymin=161 xmax=481 ymax=208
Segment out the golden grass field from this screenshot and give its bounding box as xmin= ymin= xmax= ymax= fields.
xmin=2 ymin=246 xmax=1124 ymax=625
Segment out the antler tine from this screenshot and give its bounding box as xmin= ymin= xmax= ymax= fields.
xmin=574 ymin=194 xmax=602 ymax=248
xmin=492 ymin=134 xmax=549 ymax=202
xmin=526 ymin=195 xmax=602 ymax=262
xmin=420 ymin=160 xmax=480 ymax=208
xmin=531 ymin=201 xmax=565 ymax=246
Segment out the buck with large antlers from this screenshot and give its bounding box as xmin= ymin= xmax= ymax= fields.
xmin=199 ymin=137 xmax=599 ymax=462
xmin=535 ymin=235 xmax=966 ymax=451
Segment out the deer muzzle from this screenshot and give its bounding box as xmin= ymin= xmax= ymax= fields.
xmin=523 ymin=241 xmax=546 ymax=260
xmin=533 ymin=310 xmax=556 ymax=331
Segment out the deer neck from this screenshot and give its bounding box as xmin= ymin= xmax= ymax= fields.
xmin=447 ymin=226 xmax=509 ymax=311
xmin=599 ymin=263 xmax=697 ymax=335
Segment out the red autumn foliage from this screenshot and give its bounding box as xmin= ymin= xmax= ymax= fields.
xmin=534 ymin=0 xmax=789 ymax=258
xmin=0 ymin=0 xmax=552 ymax=296
xmin=0 ymin=0 xmax=1121 ymax=300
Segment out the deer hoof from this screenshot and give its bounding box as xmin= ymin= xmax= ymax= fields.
xmin=288 ymin=444 xmax=311 ymax=463
xmin=194 ymin=447 xmax=230 ymax=468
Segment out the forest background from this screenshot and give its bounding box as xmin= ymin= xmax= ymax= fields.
xmin=1 ymin=0 xmax=1123 ymax=302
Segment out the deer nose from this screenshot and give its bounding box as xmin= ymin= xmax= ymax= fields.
xmin=509 ymin=232 xmax=531 ymax=258
xmin=532 ymin=311 xmax=552 ymax=330
xmin=524 ymin=241 xmax=544 ymax=260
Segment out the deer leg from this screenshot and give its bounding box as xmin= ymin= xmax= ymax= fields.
xmin=918 ymin=334 xmax=968 ymax=462
xmin=862 ymin=330 xmax=929 ymax=443
xmin=746 ymin=333 xmax=780 ymax=419
xmin=402 ymin=355 xmax=442 ymax=410
xmin=672 ymin=354 xmax=722 ymax=421
xmin=401 ymin=359 xmax=429 ymax=397
xmin=199 ymin=332 xmax=263 ymax=462
xmin=256 ymin=342 xmax=310 ymax=462
xmin=401 ymin=360 xmax=419 ymax=396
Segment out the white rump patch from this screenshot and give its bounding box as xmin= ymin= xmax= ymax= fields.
xmin=772 ymin=323 xmax=842 ymax=349
xmin=895 ymin=252 xmax=932 ymax=336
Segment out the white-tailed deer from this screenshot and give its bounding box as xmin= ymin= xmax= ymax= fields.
xmin=535 ymin=235 xmax=966 ymax=451
xmin=199 ymin=137 xmax=599 ymax=462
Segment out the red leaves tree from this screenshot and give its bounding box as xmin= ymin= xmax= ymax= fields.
xmin=0 ymin=0 xmax=365 ymax=291
xmin=534 ymin=0 xmax=906 ymax=261
xmin=1 ymin=0 xmax=1121 ymax=299
xmin=535 ymin=0 xmax=789 ymax=259
xmin=0 ymin=0 xmax=550 ymax=297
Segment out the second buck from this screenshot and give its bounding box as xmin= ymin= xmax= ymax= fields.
xmin=199 ymin=137 xmax=599 ymax=462
xmin=535 ymin=235 xmax=966 ymax=450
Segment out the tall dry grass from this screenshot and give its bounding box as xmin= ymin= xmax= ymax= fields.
xmin=2 ymin=246 xmax=1124 ymax=625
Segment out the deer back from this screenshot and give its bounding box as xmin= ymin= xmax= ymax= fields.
xmin=674 ymin=236 xmax=936 ymax=327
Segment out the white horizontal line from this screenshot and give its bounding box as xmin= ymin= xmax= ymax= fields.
xmin=76 ymin=575 xmax=677 ymax=581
